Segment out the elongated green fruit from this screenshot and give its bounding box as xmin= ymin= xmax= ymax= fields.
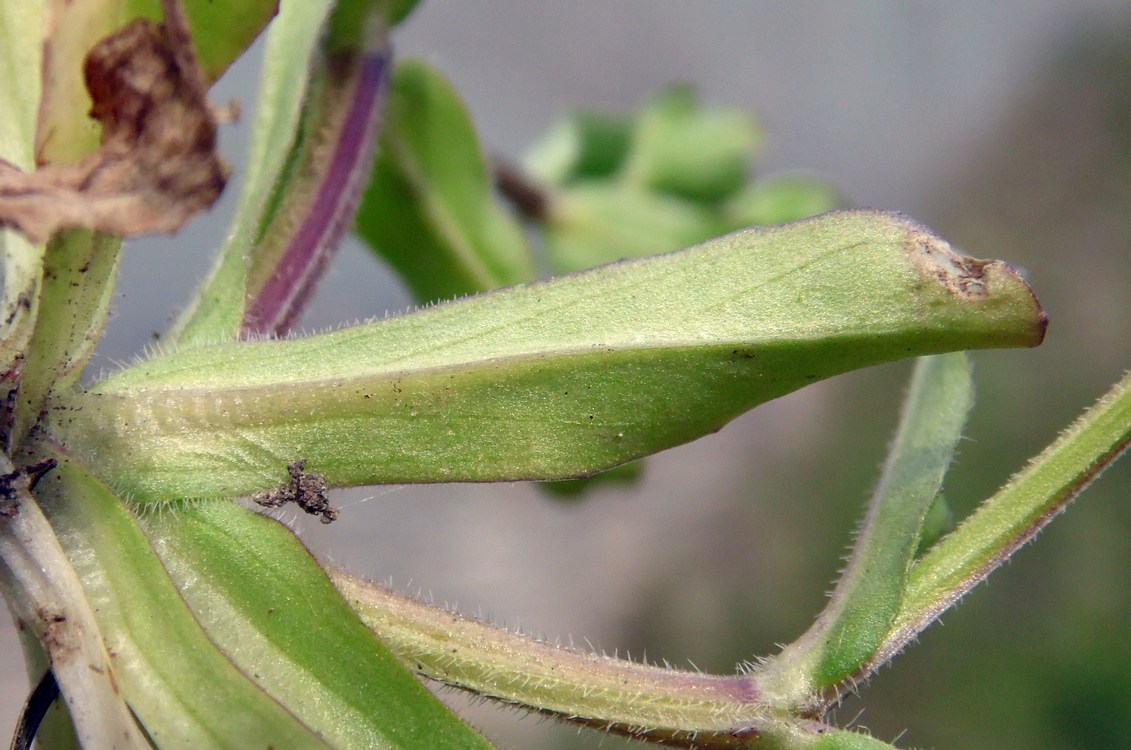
xmin=45 ymin=211 xmax=1044 ymax=501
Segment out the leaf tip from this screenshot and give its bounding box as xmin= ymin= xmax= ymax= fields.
xmin=889 ymin=212 xmax=1047 ymax=349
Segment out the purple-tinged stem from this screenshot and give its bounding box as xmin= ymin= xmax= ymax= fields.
xmin=330 ymin=569 xmax=863 ymax=749
xmin=243 ymin=42 xmax=390 ymax=337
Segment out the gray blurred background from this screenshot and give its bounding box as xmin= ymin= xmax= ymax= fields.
xmin=7 ymin=2 xmax=1131 ymax=748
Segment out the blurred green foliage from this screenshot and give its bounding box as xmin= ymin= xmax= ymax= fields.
xmin=524 ymin=85 xmax=841 ymax=273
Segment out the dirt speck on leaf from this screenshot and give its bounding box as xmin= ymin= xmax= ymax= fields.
xmin=252 ymin=460 xmax=339 ymax=524
xmin=0 ymin=0 xmax=228 ymax=243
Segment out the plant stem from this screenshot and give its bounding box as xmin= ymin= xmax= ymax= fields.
xmin=0 ymin=453 xmax=148 ymax=750
xmin=243 ymin=14 xmax=390 ymax=336
xmin=331 ymin=569 xmax=884 ymax=748
xmin=492 ymin=157 xmax=550 ymax=222
xmin=760 ymin=353 xmax=973 ymax=707
xmin=872 ymin=368 xmax=1131 ymax=675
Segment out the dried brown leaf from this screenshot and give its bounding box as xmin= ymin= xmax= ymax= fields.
xmin=0 ymin=0 xmax=228 ymax=243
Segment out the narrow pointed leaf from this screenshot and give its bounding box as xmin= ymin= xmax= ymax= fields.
xmin=170 ymin=0 xmax=332 ymax=343
xmin=242 ymin=1 xmax=390 ymax=336
xmin=48 ymin=211 xmax=1044 ymax=501
xmin=761 ymin=353 xmax=974 ymax=703
xmin=143 ymin=501 xmax=493 ymax=749
xmin=887 ymin=368 xmax=1131 ymax=657
xmin=355 ymin=59 xmax=536 ymax=302
xmin=34 ymin=452 xmax=335 ymax=748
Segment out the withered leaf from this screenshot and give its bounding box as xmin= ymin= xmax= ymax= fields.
xmin=0 ymin=0 xmax=228 ymax=244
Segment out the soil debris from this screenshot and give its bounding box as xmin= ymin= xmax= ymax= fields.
xmin=252 ymin=460 xmax=339 ymax=524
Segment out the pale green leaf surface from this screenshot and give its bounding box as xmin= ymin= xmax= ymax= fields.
xmin=48 ymin=211 xmax=1044 ymax=500
xmin=143 ymin=502 xmax=493 ymax=749
xmin=761 ymin=353 xmax=974 ymax=700
xmin=36 ymin=454 xmax=333 ymax=749
xmin=623 ymin=85 xmax=761 ymax=205
xmin=171 ymin=0 xmax=335 ymax=345
xmin=0 ymin=1 xmax=45 ymax=379
xmin=726 ymin=175 xmax=843 ymax=228
xmin=0 ymin=1 xmax=41 ymax=167
xmin=543 ymin=182 xmax=724 ymax=273
xmin=355 ymin=59 xmax=535 ymax=302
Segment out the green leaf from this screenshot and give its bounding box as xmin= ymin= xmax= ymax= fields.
xmin=172 ymin=0 xmax=389 ymax=342
xmin=355 ymin=58 xmax=536 ymax=302
xmin=123 ymin=0 xmax=277 ymax=83
xmin=726 ymin=175 xmax=844 ymax=227
xmin=36 ymin=454 xmax=335 ymax=749
xmin=542 ymin=182 xmax=724 ymax=273
xmin=891 ymin=367 xmax=1131 ymax=650
xmin=760 ymin=353 xmax=975 ymax=701
xmin=0 ymin=2 xmax=41 ymax=167
xmin=169 ymin=0 xmax=333 ymax=343
xmin=523 ymin=112 xmax=633 ymax=185
xmin=385 ymin=0 xmax=423 ymax=25
xmin=36 ymin=0 xmax=275 ymax=166
xmin=48 ymin=211 xmax=1045 ymax=501
xmin=539 ymin=460 xmax=643 ymax=498
xmin=0 ymin=1 xmax=45 ymax=380
xmin=142 ymin=501 xmax=493 ymax=749
xmin=8 ymin=231 xmax=120 ymax=450
xmin=622 ymin=85 xmax=761 ymax=205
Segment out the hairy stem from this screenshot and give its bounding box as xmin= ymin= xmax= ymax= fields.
xmin=243 ymin=16 xmax=390 ymax=336
xmin=331 ymin=569 xmax=889 ymax=749
xmin=873 ymin=368 xmax=1131 ymax=675
xmin=0 ymin=453 xmax=148 ymax=750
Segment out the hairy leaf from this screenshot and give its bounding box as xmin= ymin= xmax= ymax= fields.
xmin=35 ymin=454 xmax=335 ymax=748
xmin=47 ymin=211 xmax=1045 ymax=500
xmin=143 ymin=502 xmax=493 ymax=749
xmin=760 ymin=353 xmax=975 ymax=703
